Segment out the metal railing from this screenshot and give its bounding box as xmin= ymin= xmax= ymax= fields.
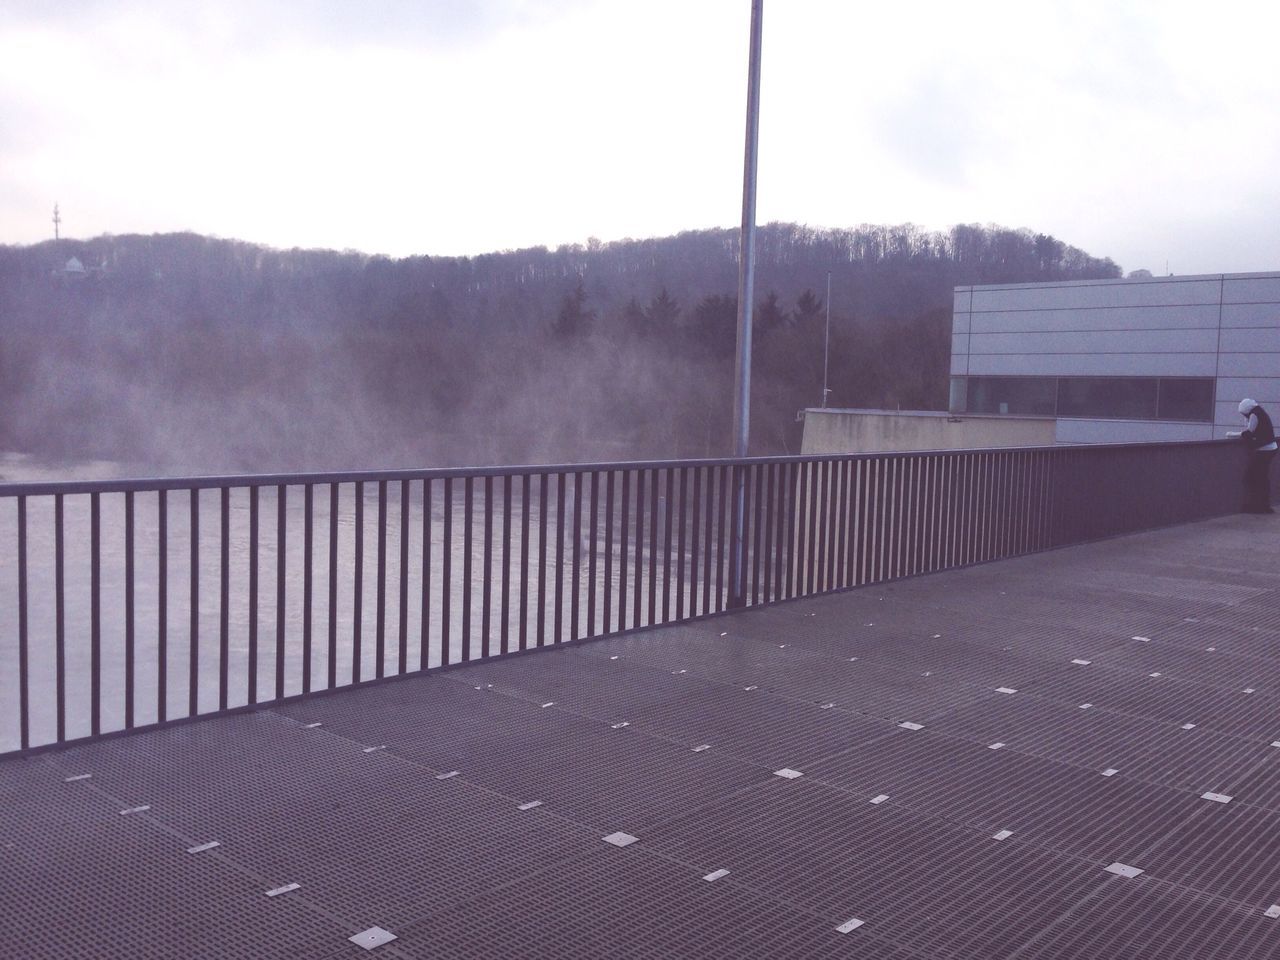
xmin=0 ymin=440 xmax=1241 ymax=754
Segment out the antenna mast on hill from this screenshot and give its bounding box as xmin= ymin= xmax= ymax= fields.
xmin=53 ymin=203 xmax=61 ymax=242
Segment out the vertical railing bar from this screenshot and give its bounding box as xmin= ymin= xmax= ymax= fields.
xmin=778 ymin=461 xmax=791 ymax=598
xmin=90 ymin=492 xmax=101 ymax=736
xmin=750 ymin=463 xmax=763 ymax=604
xmin=519 ymin=474 xmax=531 ymax=651
xmin=188 ymin=491 xmax=200 ymax=716
xmin=571 ymin=471 xmax=583 ymax=640
xmin=482 ymin=475 xmax=493 ymax=658
xmin=275 ymin=485 xmax=287 ymax=700
xmin=502 ymin=475 xmax=513 ymax=656
xmin=588 ymin=471 xmax=599 ymax=637
xmin=354 ymin=481 xmax=365 ymax=680
xmin=554 ymin=472 xmax=566 ymax=644
xmin=675 ymin=467 xmax=688 ymax=620
xmin=762 ymin=463 xmax=775 ymax=603
xmin=633 ymin=471 xmax=646 ymax=628
xmin=463 ymin=477 xmax=474 ymax=661
xmin=397 ymin=479 xmax=408 ymax=674
xmin=830 ymin=461 xmax=842 ymax=590
xmin=603 ymin=471 xmax=615 ymax=636
xmin=866 ymin=458 xmax=878 ymax=584
xmin=249 ymin=486 xmax=260 ymax=705
xmin=376 ymin=480 xmax=387 ymax=678
xmin=648 ymin=468 xmax=660 ymax=626
xmin=619 ymin=470 xmax=632 ymax=631
xmin=327 ymin=484 xmax=338 ymax=686
xmin=828 ymin=460 xmax=840 ymax=589
xmin=662 ymin=467 xmax=674 ymax=622
xmin=689 ymin=467 xmax=702 ymax=616
xmin=821 ymin=459 xmax=833 ymax=590
xmin=189 ymin=489 xmax=199 ymax=719
xmin=716 ymin=466 xmax=729 ymax=611
xmin=123 ymin=491 xmax=135 ymax=729
xmin=806 ymin=460 xmax=819 ymax=595
xmin=702 ymin=467 xmax=715 ymax=615
xmin=536 ymin=473 xmax=547 ymax=647
xmin=304 ymin=483 xmax=315 ymax=691
xmin=421 ymin=479 xmax=433 ymax=668
xmin=783 ymin=463 xmax=793 ymax=599
xmin=17 ymin=496 xmax=30 ymax=749
xmin=218 ymin=487 xmax=229 ymax=712
xmin=844 ymin=458 xmax=856 ymax=586
xmin=157 ymin=491 xmax=167 ymax=725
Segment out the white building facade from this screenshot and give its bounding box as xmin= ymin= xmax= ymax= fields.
xmin=949 ymin=272 xmax=1280 ymax=444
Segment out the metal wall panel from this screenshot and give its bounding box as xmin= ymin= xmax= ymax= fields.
xmin=965 ymin=353 xmax=1218 ymax=377
xmin=969 ymin=303 xmax=1219 ymax=334
xmin=966 ymin=328 xmax=1219 ymax=356
xmin=965 ymin=276 xmax=1223 ymax=312
xmin=1223 ymin=274 xmax=1280 ymax=304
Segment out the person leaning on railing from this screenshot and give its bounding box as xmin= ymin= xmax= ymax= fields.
xmin=1226 ymin=398 xmax=1277 ymax=514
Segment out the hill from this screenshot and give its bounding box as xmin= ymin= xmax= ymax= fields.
xmin=0 ymin=223 xmax=1120 ymax=472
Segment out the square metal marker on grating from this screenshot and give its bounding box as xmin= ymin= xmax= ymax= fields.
xmin=435 ymin=770 xmax=460 ymax=780
xmin=119 ymin=805 xmax=150 ymax=815
xmin=1266 ymin=905 xmax=1280 ymax=919
xmin=187 ymin=841 xmax=221 ymax=854
xmin=1200 ymin=792 xmax=1232 ymax=804
xmin=518 ymin=801 xmax=543 ymax=811
xmin=989 ymin=742 xmax=1006 ymax=749
xmin=870 ymin=795 xmax=890 ymax=805
xmin=603 ymin=832 xmax=639 ymax=847
xmin=265 ymin=883 xmax=300 ymax=897
xmin=774 ymin=768 xmax=804 ymax=779
xmin=996 ymin=687 xmax=1018 ymax=694
xmin=993 ymin=830 xmax=1014 ymax=841
xmin=703 ymin=869 xmax=730 ymax=881
xmin=349 ymin=927 xmax=397 ymax=950
xmin=835 ymin=918 xmax=865 ymax=933
xmin=1104 ymin=862 xmax=1144 ymax=878
xmin=1102 ymin=768 xmax=1119 ymax=777
xmin=63 ymin=774 xmax=92 ymax=782
xmin=898 ymin=722 xmax=924 ymax=731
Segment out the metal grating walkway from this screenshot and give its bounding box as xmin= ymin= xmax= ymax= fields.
xmin=5 ymin=514 xmax=1280 ymax=958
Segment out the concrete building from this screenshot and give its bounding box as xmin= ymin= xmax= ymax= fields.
xmin=949 ymin=271 xmax=1280 ymax=444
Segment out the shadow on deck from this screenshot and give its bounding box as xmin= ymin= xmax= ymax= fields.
xmin=5 ymin=514 xmax=1280 ymax=959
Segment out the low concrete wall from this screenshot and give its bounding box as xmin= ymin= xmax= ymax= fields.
xmin=801 ymin=409 xmax=1056 ymax=454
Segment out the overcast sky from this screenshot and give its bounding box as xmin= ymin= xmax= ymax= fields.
xmin=2 ymin=0 xmax=1277 ymax=275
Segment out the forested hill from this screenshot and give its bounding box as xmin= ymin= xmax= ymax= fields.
xmin=0 ymin=223 xmax=1120 ymax=473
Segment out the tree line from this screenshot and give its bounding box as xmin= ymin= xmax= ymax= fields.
xmin=0 ymin=223 xmax=1120 ymax=474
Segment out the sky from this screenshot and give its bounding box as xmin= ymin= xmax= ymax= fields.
xmin=2 ymin=0 xmax=1278 ymax=275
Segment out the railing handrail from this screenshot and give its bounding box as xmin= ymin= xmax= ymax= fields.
xmin=0 ymin=438 xmax=1238 ymax=498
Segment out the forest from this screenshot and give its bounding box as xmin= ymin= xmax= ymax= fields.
xmin=0 ymin=222 xmax=1121 ymax=474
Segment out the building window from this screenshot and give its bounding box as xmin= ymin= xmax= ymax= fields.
xmin=952 ymin=376 xmax=1214 ymax=422
xmin=1157 ymin=378 xmax=1215 ymax=422
xmin=1058 ymin=378 xmax=1157 ymax=420
xmin=965 ymin=377 xmax=1057 ymax=416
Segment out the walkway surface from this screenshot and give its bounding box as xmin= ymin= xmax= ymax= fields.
xmin=5 ymin=515 xmax=1280 ymax=959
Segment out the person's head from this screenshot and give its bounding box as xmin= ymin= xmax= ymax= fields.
xmin=1239 ymin=398 xmax=1258 ymax=417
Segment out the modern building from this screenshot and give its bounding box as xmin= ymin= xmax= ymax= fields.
xmin=949 ymin=271 xmax=1280 ymax=444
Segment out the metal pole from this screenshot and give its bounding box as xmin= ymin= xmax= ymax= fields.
xmin=729 ymin=0 xmax=763 ymax=608
xmin=822 ymin=270 xmax=831 ymax=408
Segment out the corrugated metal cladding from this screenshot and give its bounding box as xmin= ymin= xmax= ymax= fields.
xmin=950 ymin=273 xmax=1280 ymax=444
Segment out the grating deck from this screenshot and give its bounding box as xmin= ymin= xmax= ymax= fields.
xmin=5 ymin=514 xmax=1280 ymax=958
